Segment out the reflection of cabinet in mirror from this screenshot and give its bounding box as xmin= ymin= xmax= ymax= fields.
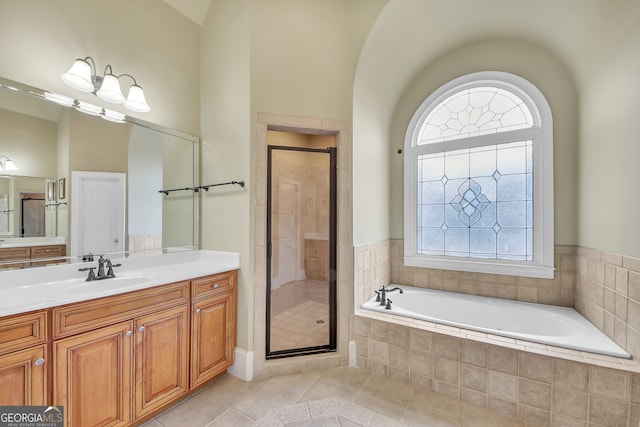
xmin=0 ymin=244 xmax=66 ymax=269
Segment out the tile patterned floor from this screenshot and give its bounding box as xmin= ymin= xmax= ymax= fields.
xmin=270 ymin=300 xmax=329 ymax=352
xmin=140 ymin=366 xmax=532 ymax=427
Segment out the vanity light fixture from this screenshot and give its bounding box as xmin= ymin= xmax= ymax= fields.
xmin=44 ymin=91 xmax=128 ymax=124
xmin=75 ymin=101 xmax=103 ymax=116
xmin=44 ymin=91 xmax=75 ymax=107
xmin=62 ymin=56 xmax=150 ymax=113
xmin=102 ymin=108 xmax=127 ymax=123
xmin=0 ymin=156 xmax=18 ymax=171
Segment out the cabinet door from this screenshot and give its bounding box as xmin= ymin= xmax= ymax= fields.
xmin=0 ymin=345 xmax=47 ymax=405
xmin=134 ymin=305 xmax=189 ymax=419
xmin=191 ymin=291 xmax=235 ymax=388
xmin=54 ymin=322 xmax=133 ymax=427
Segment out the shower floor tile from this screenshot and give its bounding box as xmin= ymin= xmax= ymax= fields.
xmin=270 ymin=299 xmax=329 ymax=352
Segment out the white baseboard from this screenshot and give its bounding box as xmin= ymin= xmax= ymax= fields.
xmin=228 ymin=347 xmax=254 ymax=381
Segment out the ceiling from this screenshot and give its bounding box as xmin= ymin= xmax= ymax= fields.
xmin=162 ymin=0 xmax=212 ymax=25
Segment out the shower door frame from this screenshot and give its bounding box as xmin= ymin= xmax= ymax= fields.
xmin=265 ymin=145 xmax=337 ymax=359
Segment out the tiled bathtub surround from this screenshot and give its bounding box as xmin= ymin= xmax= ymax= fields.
xmin=575 ymin=247 xmax=640 ymax=361
xmin=355 ymin=240 xmax=640 ymax=361
xmin=389 ymin=239 xmax=575 ymax=307
xmin=352 ymin=314 xmax=640 ymax=427
xmin=353 ymin=239 xmax=640 ymax=425
xmin=354 ymin=240 xmax=576 ymax=309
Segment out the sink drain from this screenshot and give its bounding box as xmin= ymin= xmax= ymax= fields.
xmin=316 ymin=320 xmax=325 ymax=325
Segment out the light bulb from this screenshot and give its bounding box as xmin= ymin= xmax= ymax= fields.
xmin=124 ymin=84 xmax=150 ymax=112
xmin=96 ymin=74 xmax=125 ymax=104
xmin=62 ymin=59 xmax=95 ymax=92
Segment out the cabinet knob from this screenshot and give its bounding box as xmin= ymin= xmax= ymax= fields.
xmin=138 ymin=326 xmax=145 ymax=333
xmin=195 ymin=308 xmax=201 ymax=314
xmin=126 ymin=330 xmax=133 ymax=337
xmin=34 ymin=358 xmax=45 ymax=366
xmin=214 ymin=283 xmax=219 ymax=289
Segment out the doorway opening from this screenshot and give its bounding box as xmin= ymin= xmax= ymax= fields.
xmin=20 ymin=193 xmax=45 ymax=236
xmin=71 ymin=171 xmax=126 ymax=257
xmin=266 ymin=131 xmax=337 ymax=359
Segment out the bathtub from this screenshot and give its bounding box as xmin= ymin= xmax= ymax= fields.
xmin=362 ymin=284 xmax=630 ymax=359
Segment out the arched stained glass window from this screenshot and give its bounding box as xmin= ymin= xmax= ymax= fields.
xmin=404 ymin=72 xmax=554 ymax=278
xmin=417 ymin=87 xmax=534 ymax=144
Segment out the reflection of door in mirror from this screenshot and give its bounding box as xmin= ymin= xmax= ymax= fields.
xmin=20 ymin=193 xmax=45 ymax=237
xmin=71 ymin=171 xmax=126 ymax=257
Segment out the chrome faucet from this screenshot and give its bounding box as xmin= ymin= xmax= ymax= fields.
xmin=374 ymin=285 xmax=403 ymax=308
xmin=78 ymin=255 xmax=121 ymax=281
xmin=97 ymin=256 xmax=106 ymax=278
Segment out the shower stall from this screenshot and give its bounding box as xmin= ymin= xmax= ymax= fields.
xmin=266 ymin=141 xmax=337 ymax=358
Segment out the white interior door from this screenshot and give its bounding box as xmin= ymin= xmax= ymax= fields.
xmin=71 ymin=171 xmax=126 ymax=257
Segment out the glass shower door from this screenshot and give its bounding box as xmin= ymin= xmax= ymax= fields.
xmin=266 ymin=145 xmax=336 ymax=358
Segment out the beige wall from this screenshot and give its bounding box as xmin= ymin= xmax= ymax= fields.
xmin=67 ymin=110 xmax=130 ymax=174
xmin=200 ymin=0 xmax=252 ymax=349
xmin=578 ymin=24 xmax=640 ymax=257
xmin=199 ymin=0 xmax=385 ymax=351
xmin=0 ymin=108 xmax=57 ymax=178
xmin=353 ymin=0 xmax=640 ymax=262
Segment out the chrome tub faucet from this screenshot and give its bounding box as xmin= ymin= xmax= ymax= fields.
xmin=374 ymin=285 xmax=403 ymax=309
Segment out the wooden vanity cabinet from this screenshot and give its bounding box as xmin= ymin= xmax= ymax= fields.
xmin=54 ymin=321 xmax=133 ymax=427
xmin=134 ymin=304 xmax=189 ymax=419
xmin=190 ymin=270 xmax=237 ymax=388
xmin=0 ymin=247 xmax=30 ymax=269
xmin=0 ymin=310 xmax=48 ymax=405
xmin=0 ymin=345 xmax=47 ymax=405
xmin=0 ymin=268 xmax=238 ymax=426
xmin=52 ymin=281 xmax=190 ymax=426
xmin=30 ymin=245 xmax=67 ymax=266
xmin=0 ymin=244 xmax=67 ymax=269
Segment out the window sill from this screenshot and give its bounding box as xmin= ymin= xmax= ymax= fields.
xmin=404 ymin=255 xmax=555 ymax=279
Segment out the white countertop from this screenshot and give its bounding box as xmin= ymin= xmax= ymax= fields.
xmin=0 ymin=236 xmax=66 ymax=248
xmin=0 ymin=250 xmax=240 ymax=317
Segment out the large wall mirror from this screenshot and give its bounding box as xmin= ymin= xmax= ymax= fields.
xmin=0 ymin=76 xmax=199 ymax=267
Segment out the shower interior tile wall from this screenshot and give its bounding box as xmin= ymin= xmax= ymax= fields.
xmin=271 ymin=157 xmax=330 ymax=289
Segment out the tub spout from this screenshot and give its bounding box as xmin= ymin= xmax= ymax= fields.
xmin=387 ymin=287 xmax=403 ymax=294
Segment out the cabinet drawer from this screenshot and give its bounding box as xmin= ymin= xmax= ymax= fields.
xmin=0 ymin=311 xmax=48 ymax=356
xmin=53 ymin=281 xmax=190 ymax=338
xmin=0 ymin=247 xmax=30 ymax=261
xmin=30 ymin=245 xmax=66 ymax=259
xmin=191 ymin=271 xmax=236 ymax=301
xmin=0 ymin=247 xmax=30 ymax=269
